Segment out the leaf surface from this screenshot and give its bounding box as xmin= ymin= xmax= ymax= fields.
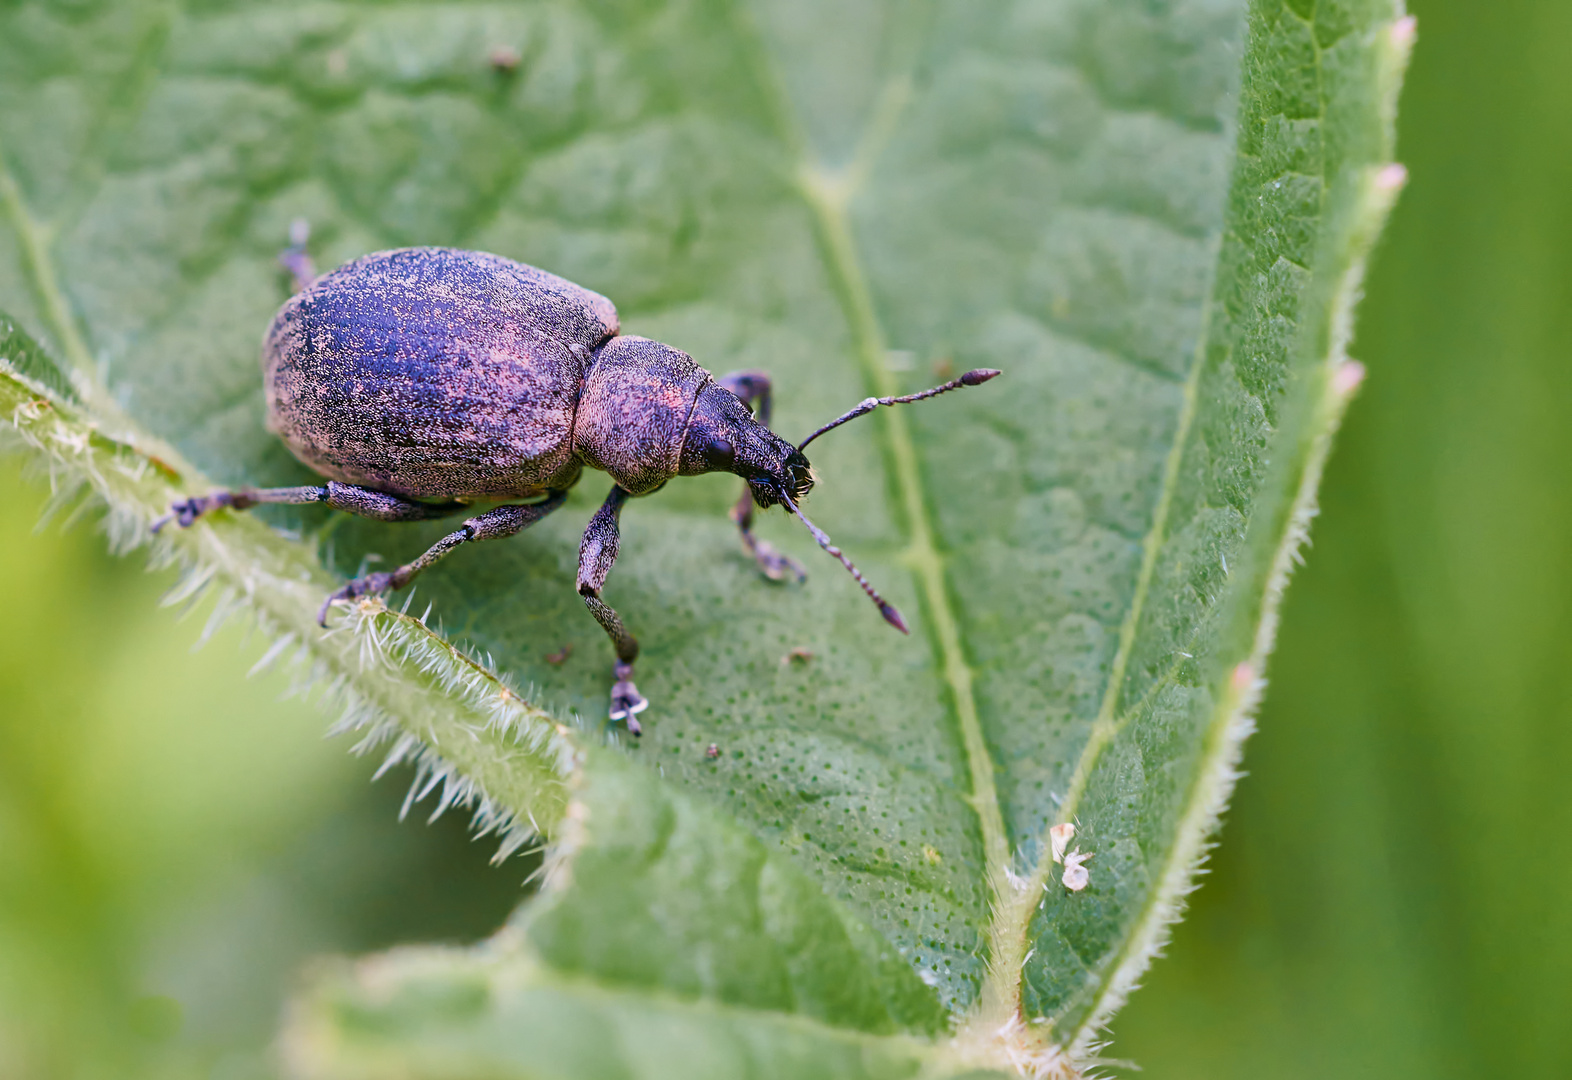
xmin=519 ymin=750 xmax=949 ymax=1035
xmin=285 ymin=943 xmax=993 ymax=1080
xmin=0 ymin=0 xmax=1409 ymax=1072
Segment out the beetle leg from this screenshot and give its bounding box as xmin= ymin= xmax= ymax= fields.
xmin=317 ymin=491 xmax=568 ymax=627
xmin=279 ymin=218 xmax=317 ymax=293
xmin=717 ymin=370 xmax=807 ymax=584
xmin=731 ymin=500 xmax=807 ymax=583
xmin=154 ymin=481 xmax=464 ymax=532
xmin=576 ymin=484 xmax=647 ymax=733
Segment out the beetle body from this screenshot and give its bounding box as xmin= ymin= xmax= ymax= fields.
xmin=163 ymin=243 xmax=996 ymax=731
xmin=265 ymin=247 xmax=802 ymax=503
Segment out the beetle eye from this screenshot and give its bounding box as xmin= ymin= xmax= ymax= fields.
xmin=705 ymin=436 xmax=736 ymax=469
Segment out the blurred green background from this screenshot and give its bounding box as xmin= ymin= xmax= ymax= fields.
xmin=1110 ymin=1 xmax=1572 ymax=1077
xmin=0 ymin=486 xmax=530 ymax=1080
xmin=2 ymin=1 xmax=1568 ymax=1077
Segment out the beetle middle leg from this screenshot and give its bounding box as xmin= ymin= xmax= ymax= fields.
xmin=279 ymin=218 xmax=317 ymax=293
xmin=318 ymin=491 xmax=569 ymax=626
xmin=576 ymin=484 xmax=647 ymax=732
xmin=718 ymin=370 xmax=806 ymax=583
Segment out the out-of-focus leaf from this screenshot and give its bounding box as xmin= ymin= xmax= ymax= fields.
xmin=284 ymin=943 xmax=1003 ymax=1080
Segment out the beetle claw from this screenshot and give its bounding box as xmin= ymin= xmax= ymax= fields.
xmin=155 ymin=492 xmax=233 ymax=532
xmin=318 ymin=571 xmax=397 ymax=627
xmin=609 ymin=676 xmax=648 ymax=735
xmin=751 ymin=539 xmax=807 ymax=583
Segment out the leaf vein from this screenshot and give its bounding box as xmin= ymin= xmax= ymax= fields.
xmin=967 ymin=234 xmax=1220 ymax=1037
xmin=722 ymin=0 xmax=1013 ymax=1021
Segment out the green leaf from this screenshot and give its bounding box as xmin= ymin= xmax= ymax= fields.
xmin=284 ymin=943 xmax=1004 ymax=1080
xmin=0 ymin=0 xmax=1409 ymax=1074
xmin=0 ymin=315 xmax=76 ymax=404
xmin=518 ymin=749 xmax=948 ymax=1035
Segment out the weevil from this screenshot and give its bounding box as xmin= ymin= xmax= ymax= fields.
xmin=157 ymin=243 xmax=998 ymax=732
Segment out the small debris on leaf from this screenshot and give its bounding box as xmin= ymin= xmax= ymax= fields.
xmin=1334 ymin=359 xmax=1367 ymax=396
xmin=544 ymin=644 xmax=573 ymax=666
xmin=488 ymin=45 xmax=522 ymax=72
xmin=1231 ymin=660 xmax=1256 ymax=694
xmin=782 ymin=646 xmax=815 ymax=666
xmin=705 ymin=743 xmax=720 ymax=760
xmin=1062 ymin=849 xmax=1093 ymax=892
xmin=1049 ymin=822 xmax=1075 ymax=864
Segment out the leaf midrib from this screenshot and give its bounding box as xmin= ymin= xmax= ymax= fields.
xmin=796 ymin=167 xmax=1013 ymax=989
xmin=722 ymin=0 xmax=1017 ymax=1026
xmin=1002 ymin=290 xmax=1212 ymax=1035
xmin=727 ymin=4 xmax=1238 ymax=1042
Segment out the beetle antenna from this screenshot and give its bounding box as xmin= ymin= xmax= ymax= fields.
xmin=779 ymin=493 xmax=908 ymax=633
xmin=797 ymin=368 xmax=1001 ymax=452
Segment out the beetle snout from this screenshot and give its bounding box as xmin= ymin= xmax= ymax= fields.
xmin=784 ymin=450 xmax=814 ymax=501
xmin=748 ymin=449 xmax=815 ymax=509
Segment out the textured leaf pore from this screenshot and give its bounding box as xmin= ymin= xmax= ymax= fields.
xmin=0 ymin=0 xmax=1408 ymax=1074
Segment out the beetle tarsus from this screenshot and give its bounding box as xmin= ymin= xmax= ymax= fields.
xmin=609 ymin=661 xmax=648 ymax=734
xmin=317 ymin=570 xmax=400 ymax=627
xmin=731 ymin=499 xmax=806 ymax=582
xmin=154 ymin=490 xmax=259 ymax=532
xmin=746 ymin=535 xmax=807 ymax=582
xmin=576 ymin=487 xmax=650 ymax=732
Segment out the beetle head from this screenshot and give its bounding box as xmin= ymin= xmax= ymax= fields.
xmin=679 ymin=380 xmax=815 ymax=507
xmin=682 ymin=366 xmax=1000 ymax=634
xmin=679 ymin=383 xmax=904 ymax=632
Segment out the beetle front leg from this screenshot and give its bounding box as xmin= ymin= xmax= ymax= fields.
xmin=730 ymin=494 xmax=806 ymax=583
xmin=576 ymin=484 xmax=647 ymax=733
xmin=319 ymin=491 xmax=568 ymax=626
xmin=717 ymin=369 xmax=806 ymax=583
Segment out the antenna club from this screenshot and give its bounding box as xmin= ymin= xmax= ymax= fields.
xmin=879 ymin=601 xmax=910 ymax=634
xmin=960 ymin=368 xmax=1001 ymax=386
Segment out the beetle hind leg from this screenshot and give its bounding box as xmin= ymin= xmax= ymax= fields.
xmin=718 ymin=370 xmax=806 ymax=584
xmin=318 ymin=491 xmax=568 ymax=627
xmin=729 ymin=498 xmax=807 ymax=583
